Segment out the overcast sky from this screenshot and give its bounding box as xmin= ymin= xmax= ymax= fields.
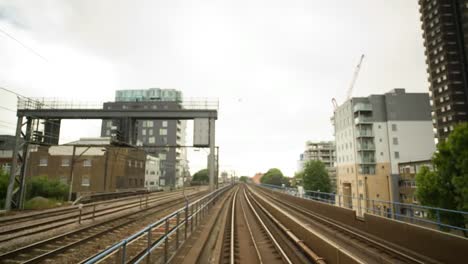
xmin=0 ymin=0 xmax=428 ymax=176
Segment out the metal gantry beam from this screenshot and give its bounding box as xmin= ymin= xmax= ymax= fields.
xmin=5 ymin=106 xmax=218 ymax=211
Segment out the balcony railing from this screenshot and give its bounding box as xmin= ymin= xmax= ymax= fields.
xmin=357 ymin=156 xmax=376 ymax=164
xmin=354 ymin=116 xmax=373 ymax=124
xmin=355 ymin=129 xmax=373 ymax=137
xmin=353 ymin=103 xmax=372 ymax=112
xmin=357 ymin=143 xmax=375 ymax=151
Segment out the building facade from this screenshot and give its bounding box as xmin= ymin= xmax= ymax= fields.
xmin=398 ymin=159 xmax=433 ymax=218
xmin=333 ymin=89 xmax=436 ymax=216
xmin=298 ymin=141 xmax=337 ymax=191
xmin=26 ymin=138 xmax=146 ymax=198
xmin=0 ymin=135 xmax=17 ymax=174
xmin=418 ymin=0 xmax=468 ymax=141
xmin=101 ymin=88 xmax=188 ymax=189
xmin=145 ymin=155 xmax=160 ymax=191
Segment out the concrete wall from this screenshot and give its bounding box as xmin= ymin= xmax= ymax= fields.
xmin=262 ymin=187 xmax=468 ymax=264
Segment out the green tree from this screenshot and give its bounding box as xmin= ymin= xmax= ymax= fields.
xmin=192 ymin=169 xmax=209 ymax=184
xmin=0 ymin=170 xmax=10 ymax=208
xmin=301 ymin=160 xmax=331 ymax=192
xmin=239 ymin=176 xmax=249 ymax=183
xmin=260 ymin=168 xmax=289 ymax=186
xmin=416 ymin=123 xmax=468 ymax=233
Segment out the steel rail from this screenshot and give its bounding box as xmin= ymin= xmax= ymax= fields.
xmin=243 ymin=188 xmax=293 ymax=264
xmin=255 ymin=186 xmax=428 ymax=264
xmin=0 ymin=191 xmax=206 ymax=263
xmin=230 ymin=188 xmax=238 ymax=264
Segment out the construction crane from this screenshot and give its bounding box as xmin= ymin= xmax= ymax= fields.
xmin=346 ymin=54 xmax=365 ymax=100
xmin=332 ymin=54 xmax=365 ymax=111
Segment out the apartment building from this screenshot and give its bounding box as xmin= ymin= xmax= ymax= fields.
xmin=333 ymin=89 xmax=436 ymax=216
xmin=298 ymin=141 xmax=337 ymax=191
xmin=101 ymin=88 xmax=188 ymax=189
xmin=26 ymin=138 xmax=146 ymax=198
xmin=398 ymin=159 xmax=434 ymax=218
xmin=145 ymin=155 xmax=160 ymax=191
xmin=418 ymin=0 xmax=468 ymax=141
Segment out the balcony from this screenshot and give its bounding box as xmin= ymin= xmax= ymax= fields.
xmin=354 ymin=116 xmax=373 ymax=125
xmin=357 ymin=155 xmax=376 ymax=164
xmin=353 ymin=103 xmax=372 ymax=112
xmin=358 ymin=165 xmax=376 ymax=175
xmin=357 ymin=143 xmax=375 ymax=151
xmin=355 ymin=129 xmax=373 ymax=137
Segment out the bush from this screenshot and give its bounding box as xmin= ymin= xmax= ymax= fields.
xmin=24 ymin=197 xmax=63 ymax=210
xmin=0 ymin=170 xmax=9 ymax=209
xmin=27 ymin=176 xmax=69 ymax=201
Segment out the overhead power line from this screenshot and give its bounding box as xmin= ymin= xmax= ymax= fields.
xmin=0 ymin=26 xmax=48 ymax=62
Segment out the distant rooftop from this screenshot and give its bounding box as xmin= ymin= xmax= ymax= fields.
xmin=65 ymin=137 xmax=112 ymax=145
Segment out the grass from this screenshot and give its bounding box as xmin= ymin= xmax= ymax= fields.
xmin=24 ymin=197 xmax=65 ymax=210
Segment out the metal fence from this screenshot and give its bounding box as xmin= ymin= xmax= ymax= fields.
xmin=260 ymin=184 xmax=468 ymax=235
xmin=17 ymin=97 xmax=219 ymax=111
xmin=84 ymin=185 xmax=232 ymax=264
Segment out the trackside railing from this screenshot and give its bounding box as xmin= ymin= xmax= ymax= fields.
xmin=84 ymin=185 xmax=233 ymax=264
xmin=260 ymin=184 xmax=468 ymax=236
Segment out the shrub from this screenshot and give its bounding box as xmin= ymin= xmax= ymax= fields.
xmin=27 ymin=176 xmax=69 ymax=201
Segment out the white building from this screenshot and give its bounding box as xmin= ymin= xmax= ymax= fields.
xmin=298 ymin=141 xmax=337 ymax=191
xmin=145 ymin=155 xmax=161 ymax=191
xmin=333 ymin=89 xmax=436 ymax=216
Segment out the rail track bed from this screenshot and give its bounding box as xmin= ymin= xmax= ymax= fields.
xmin=251 ymin=185 xmax=439 ymax=264
xmin=0 ymin=188 xmax=202 ymax=251
xmin=0 ymin=189 xmax=207 ymax=264
xmin=220 ymin=184 xmax=312 ymax=264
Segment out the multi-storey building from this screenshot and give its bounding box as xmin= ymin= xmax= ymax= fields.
xmin=26 ymin=137 xmax=146 ymax=198
xmin=145 ymin=155 xmax=160 ymax=191
xmin=101 ymin=88 xmax=188 ymax=189
xmin=398 ymin=159 xmax=433 ymax=218
xmin=333 ymin=89 xmax=436 ymax=216
xmin=298 ymin=141 xmax=337 ymax=191
xmin=418 ymin=0 xmax=468 ymax=141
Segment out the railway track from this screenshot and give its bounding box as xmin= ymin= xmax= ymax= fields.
xmin=252 ymin=185 xmax=437 ymax=264
xmin=0 ymin=189 xmax=201 ymax=247
xmin=0 ymin=190 xmax=207 ymax=264
xmin=220 ymin=184 xmax=314 ymax=264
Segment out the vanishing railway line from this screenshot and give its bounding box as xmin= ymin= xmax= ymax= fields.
xmin=0 ymin=189 xmax=207 ymax=264
xmin=219 ymin=185 xmax=314 ymax=264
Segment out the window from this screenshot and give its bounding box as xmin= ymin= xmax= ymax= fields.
xmin=106 ymin=121 xmax=112 ymax=128
xmin=142 ymin=129 xmax=146 ymax=136
xmin=106 ymin=130 xmax=110 ymax=136
xmin=391 ymin=124 xmax=397 ymax=131
xmin=134 ymin=160 xmax=138 ymax=167
xmin=394 ymin=152 xmax=400 ymax=159
xmin=39 ymin=158 xmax=48 ymax=167
xmin=147 ymin=121 xmax=154 ymax=128
xmin=160 ymin=178 xmax=165 ymax=186
xmin=81 ymin=175 xmax=90 ymax=186
xmin=159 ymin=153 xmax=167 ymax=160
xmin=148 ymin=137 xmax=155 ymax=144
xmin=83 ymin=159 xmax=92 ymax=167
xmin=61 ymin=158 xmax=70 ymax=167
xmin=393 ymin=137 xmax=398 ymax=145
xmin=378 ymin=125 xmax=381 ymax=129
xmin=150 ymin=181 xmax=155 ymax=185
xmin=149 ymin=129 xmax=153 ymax=136
xmin=162 ymin=121 xmax=168 ymax=127
xmin=128 ymin=160 xmax=132 ymax=167
xmin=140 ymin=161 xmax=144 ymax=168
xmin=159 ymin=128 xmax=167 ymax=136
